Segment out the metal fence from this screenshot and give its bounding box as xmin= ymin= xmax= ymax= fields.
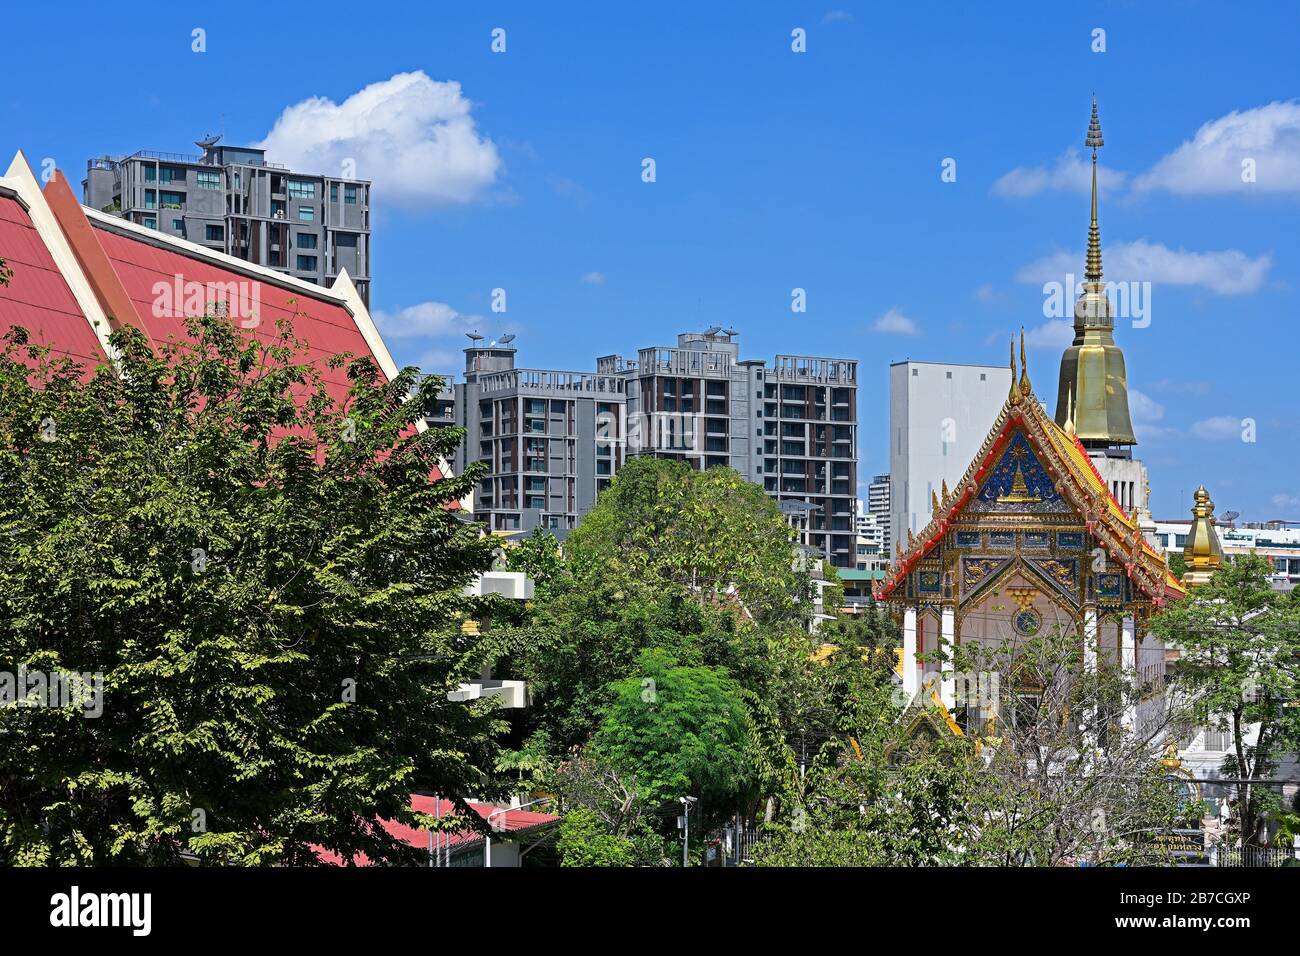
xmin=1214 ymin=845 xmax=1298 ymax=867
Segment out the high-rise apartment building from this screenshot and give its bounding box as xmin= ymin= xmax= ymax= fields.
xmin=438 ymin=329 xmax=859 ymax=566
xmin=888 ymin=360 xmax=1011 ymax=555
xmin=867 ymin=473 xmax=891 ymax=555
xmin=450 ymin=340 xmax=627 ymax=534
xmin=83 ymin=137 xmax=371 ymax=304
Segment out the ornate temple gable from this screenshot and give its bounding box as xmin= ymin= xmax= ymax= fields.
xmin=876 ymin=337 xmax=1184 ymax=606
xmin=967 ymin=430 xmax=1072 ymax=515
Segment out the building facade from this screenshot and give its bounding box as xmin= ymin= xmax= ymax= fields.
xmin=83 ymin=138 xmax=371 ymax=304
xmin=441 ymin=329 xmax=859 ymax=566
xmin=889 ymin=361 xmax=1012 ymax=558
xmin=450 ymin=341 xmax=627 ymax=534
xmin=868 ymin=473 xmax=891 ymax=555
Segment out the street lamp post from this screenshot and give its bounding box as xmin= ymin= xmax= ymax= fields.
xmin=678 ymin=796 xmax=698 ymax=868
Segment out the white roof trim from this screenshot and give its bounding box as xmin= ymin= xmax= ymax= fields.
xmin=2 ymin=151 xmax=115 ymax=359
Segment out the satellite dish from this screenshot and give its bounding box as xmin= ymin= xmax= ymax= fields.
xmin=465 ymin=331 xmax=484 ymax=342
xmin=195 ymin=133 xmax=222 ymax=149
xmin=499 ymin=334 xmax=516 ymax=344
xmin=724 ymin=327 xmax=739 ymax=336
xmin=704 ymin=325 xmax=721 ymax=335
xmin=1221 ymin=510 xmax=1239 ymax=525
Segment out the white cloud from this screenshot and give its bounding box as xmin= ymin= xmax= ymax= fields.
xmin=1132 ymin=100 xmax=1300 ymax=195
xmin=974 ymin=283 xmax=1001 ymax=304
xmin=1127 ymin=389 xmax=1166 ymax=427
xmin=872 ymin=307 xmax=919 ymax=335
xmin=1271 ymin=493 xmax=1300 ymax=513
xmin=257 ymin=71 xmax=501 ymax=206
xmin=581 ymin=271 xmax=605 ymax=285
xmin=1190 ymin=415 xmax=1244 ymax=440
xmin=1023 ymin=319 xmax=1074 ymax=349
xmin=372 ymin=300 xmax=482 ymax=339
xmin=822 ymin=10 xmax=854 ymax=23
xmin=993 ymin=150 xmax=1127 ymax=198
xmin=1016 ymin=239 xmax=1271 ymax=295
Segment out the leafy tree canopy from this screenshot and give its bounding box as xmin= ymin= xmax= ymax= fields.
xmin=0 ymin=316 xmax=506 ymax=865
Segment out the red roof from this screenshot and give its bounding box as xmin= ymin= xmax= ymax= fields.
xmin=0 ymin=194 xmax=105 ymax=368
xmin=316 ymin=795 xmax=560 ymax=866
xmin=91 ymin=226 xmax=375 ymax=409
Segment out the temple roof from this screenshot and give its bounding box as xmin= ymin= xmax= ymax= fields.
xmin=875 ymin=336 xmax=1184 ymax=605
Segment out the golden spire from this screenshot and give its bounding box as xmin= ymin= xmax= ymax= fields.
xmin=1053 ymin=95 xmax=1136 ymax=447
xmin=941 ymin=478 xmax=950 ymax=504
xmin=1008 ymin=337 xmax=1021 ymax=406
xmin=1018 ymin=327 xmax=1031 ymax=396
xmin=1085 ymin=94 xmax=1104 ymax=285
xmin=1064 ymin=386 xmax=1076 ymax=436
xmin=1182 ymin=485 xmax=1225 ymax=587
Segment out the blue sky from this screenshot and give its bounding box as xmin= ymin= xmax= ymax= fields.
xmin=5 ymin=1 xmax=1298 ymax=520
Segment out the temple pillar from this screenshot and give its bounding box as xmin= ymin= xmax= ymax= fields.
xmin=1121 ymin=614 xmax=1137 ymax=733
xmin=902 ymin=607 xmax=918 ymax=700
xmin=940 ymin=605 xmax=956 ymax=710
xmin=1083 ymin=607 xmax=1099 ymax=749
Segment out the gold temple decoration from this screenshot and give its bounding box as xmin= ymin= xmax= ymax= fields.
xmin=1008 ymin=338 xmax=1021 ymax=406
xmin=997 ymin=463 xmax=1041 ymax=503
xmin=1053 ymin=96 xmax=1137 ymax=447
xmin=1005 ymin=586 xmax=1039 ymax=611
xmin=1018 ymin=327 xmax=1031 ymax=397
xmin=1182 ymin=485 xmax=1225 ymax=587
xmin=931 ymin=489 xmax=941 ymax=516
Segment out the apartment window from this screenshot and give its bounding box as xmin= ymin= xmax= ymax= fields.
xmin=144 ymin=189 xmax=156 ymax=209
xmin=233 ymin=172 xmax=241 ymax=189
xmin=296 ymin=255 xmax=318 ymax=272
xmin=142 ymin=216 xmax=157 ymax=229
xmin=946 ymin=371 xmax=952 ymax=379
xmin=287 ymin=179 xmax=315 ymax=199
xmin=980 ymin=373 xmax=987 ymax=381
xmin=271 ymin=201 xmax=286 ymax=220
xmin=330 ymin=183 xmax=338 ymax=203
xmin=297 ymin=207 xmax=315 ymax=222
xmin=205 ymin=224 xmax=224 ymax=242
xmin=196 ymin=170 xmax=220 ymax=190
xmin=344 ymin=184 xmax=358 ymax=204
xmin=143 ymin=166 xmax=157 ymax=182
xmin=912 ymin=368 xmax=918 ymax=376
xmin=159 ymin=166 xmax=184 ymax=183
xmin=160 ymin=191 xmax=184 ymax=209
xmin=297 ymin=233 xmax=318 ymax=249
xmin=171 ymin=218 xmax=183 ymax=232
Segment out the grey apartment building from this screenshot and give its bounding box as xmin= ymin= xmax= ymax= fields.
xmin=450 ymin=340 xmax=628 ymax=535
xmin=83 ymin=138 xmax=371 ymax=303
xmin=441 ymin=328 xmax=859 ymax=568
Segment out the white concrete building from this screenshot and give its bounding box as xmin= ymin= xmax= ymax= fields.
xmin=888 ymin=361 xmax=1012 ymax=554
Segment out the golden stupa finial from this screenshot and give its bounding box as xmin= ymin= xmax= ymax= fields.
xmin=941 ymin=478 xmax=950 ymax=504
xmin=1008 ymin=337 xmax=1021 ymax=406
xmin=1064 ymin=385 xmax=1076 ymax=436
xmin=1018 ymin=327 xmax=1031 ymax=396
xmin=1182 ymin=485 xmax=1225 ymax=587
xmin=1085 ymin=95 xmax=1105 ymax=285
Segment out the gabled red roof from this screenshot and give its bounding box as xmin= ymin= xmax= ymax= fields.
xmin=316 ymin=795 xmax=560 ymax=866
xmin=90 ymin=226 xmax=375 ymax=408
xmin=0 ymin=194 xmax=105 ymax=368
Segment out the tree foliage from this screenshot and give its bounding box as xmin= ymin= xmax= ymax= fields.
xmin=1151 ymin=554 xmax=1300 ymax=845
xmin=0 ymin=316 xmax=505 ymax=865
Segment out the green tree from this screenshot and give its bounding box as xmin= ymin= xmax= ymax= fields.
xmin=0 ymin=316 xmax=507 ymax=865
xmin=591 ymin=648 xmax=754 ymax=829
xmin=1150 ymin=554 xmax=1300 ymax=846
xmin=519 ymin=456 xmax=818 ymax=749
